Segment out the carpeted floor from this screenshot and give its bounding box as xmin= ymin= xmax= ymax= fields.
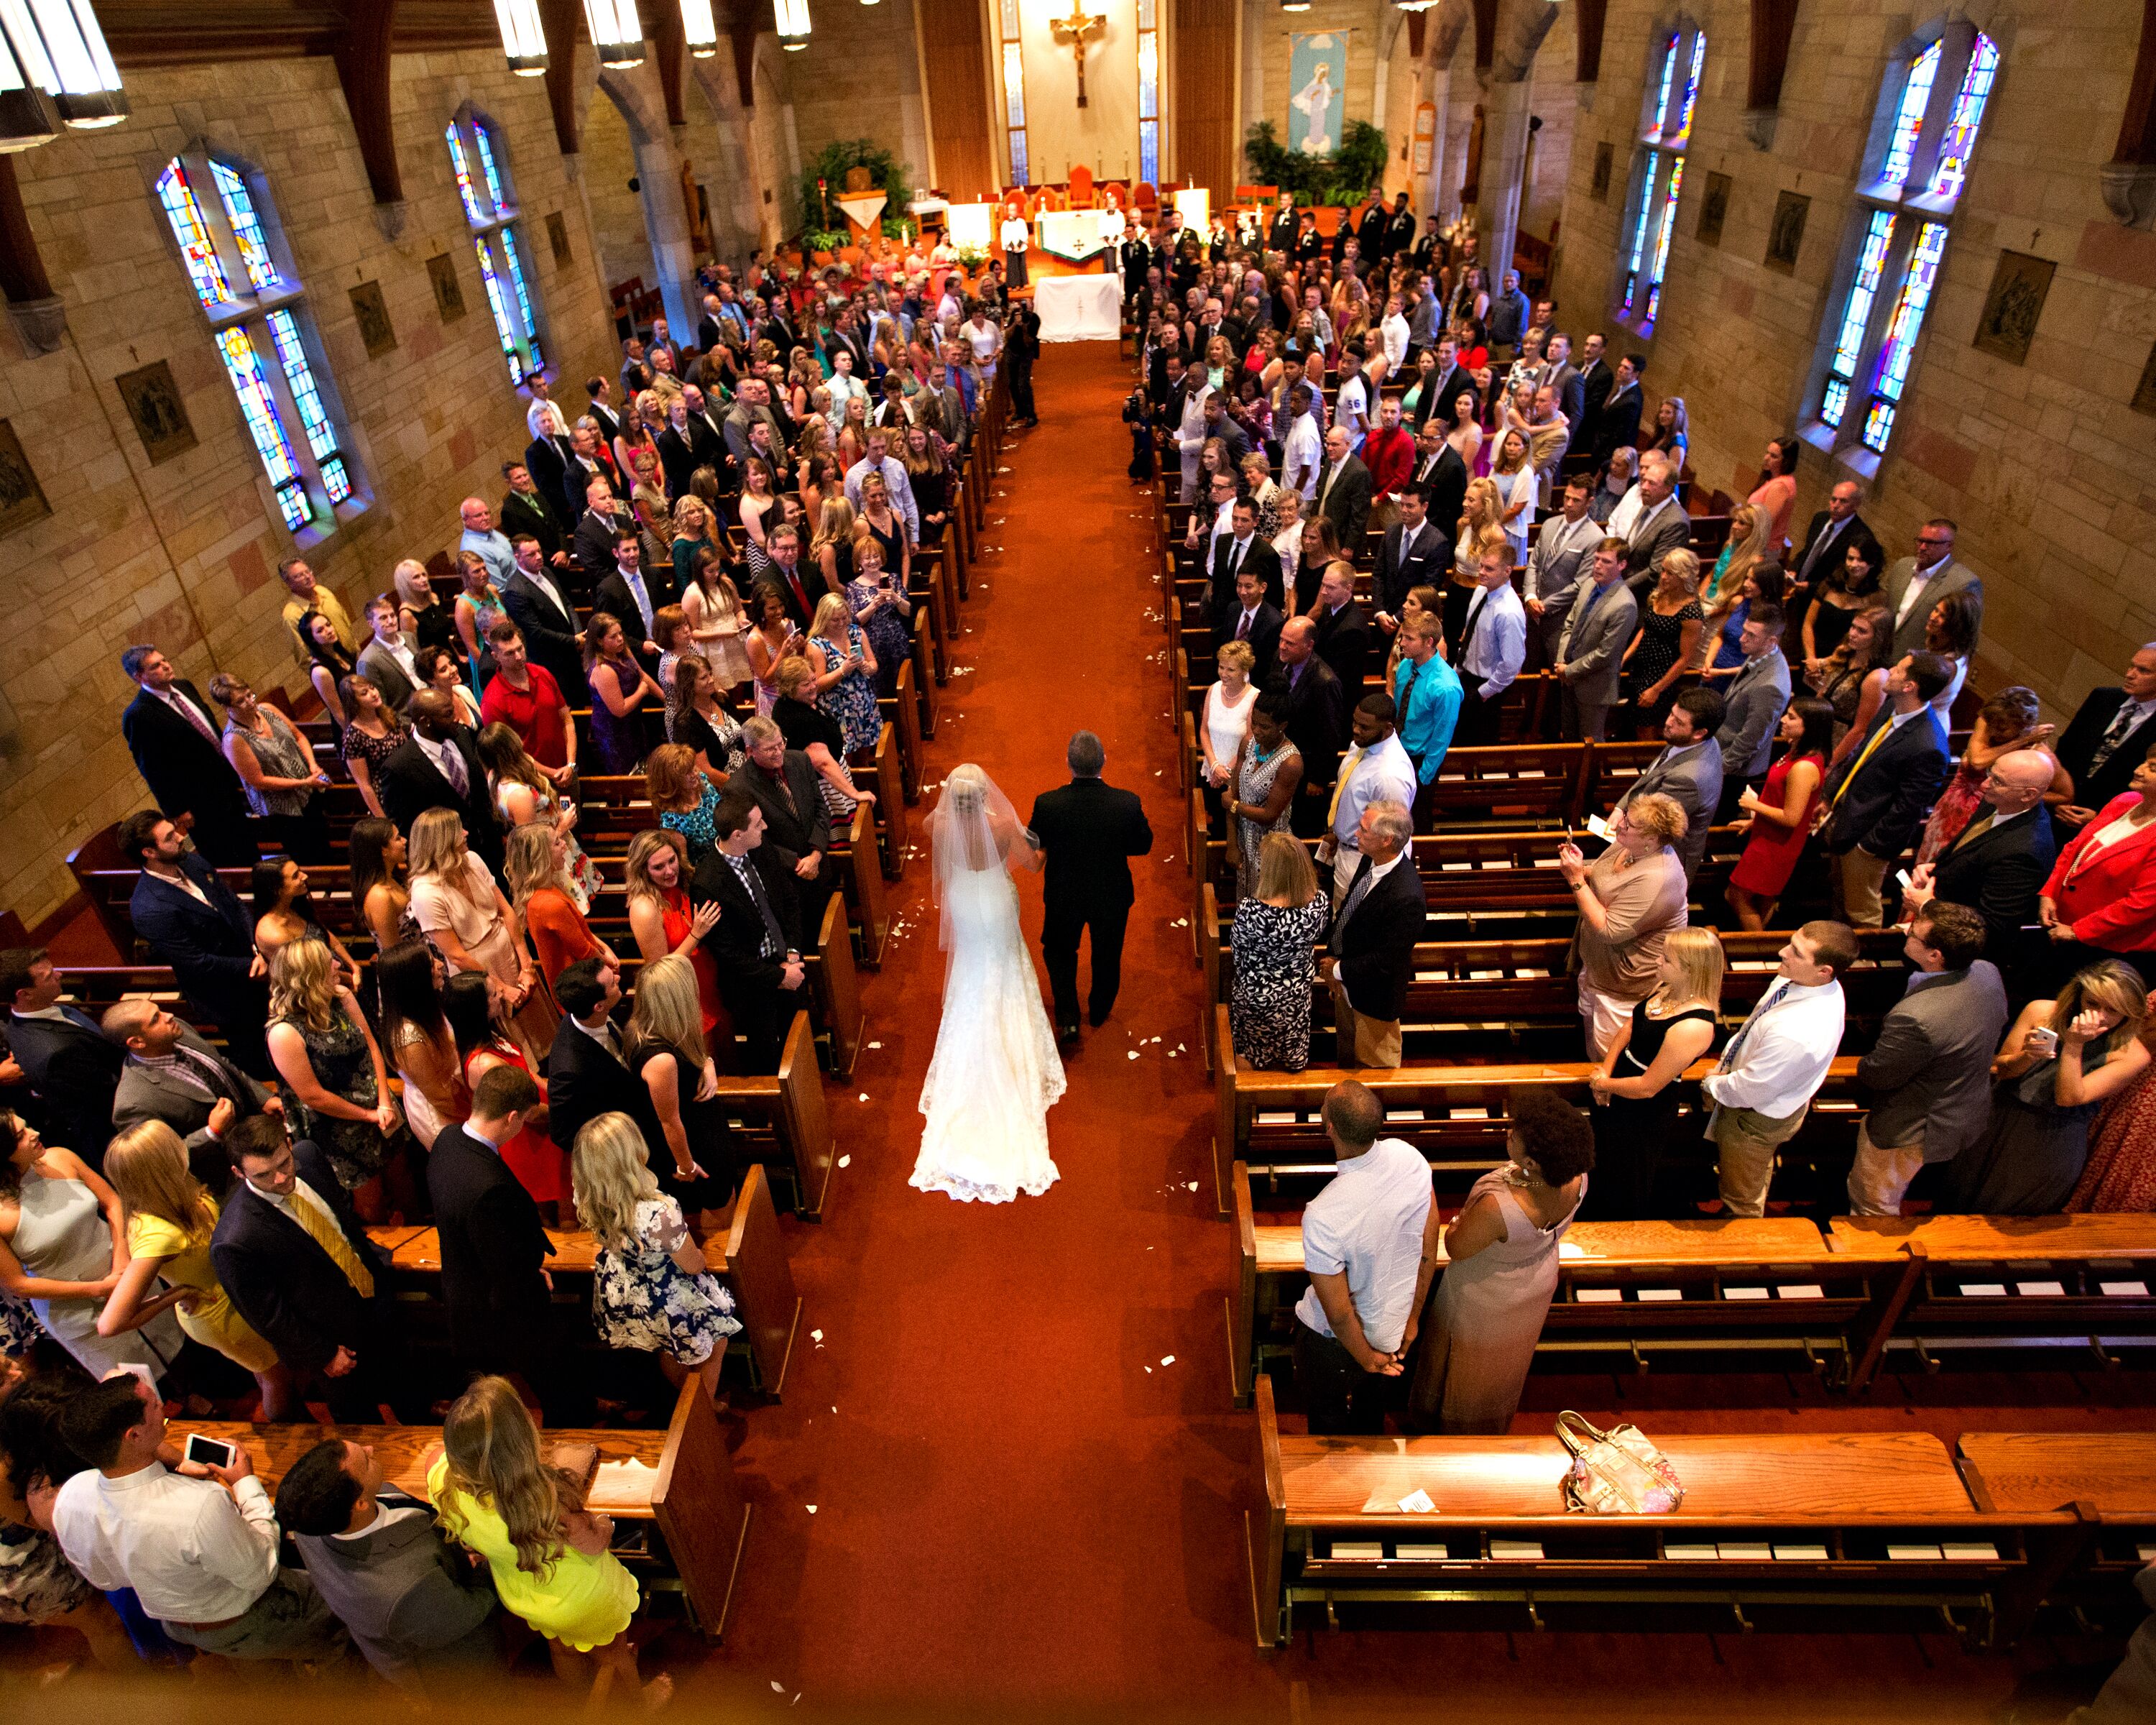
xmin=673 ymin=341 xmax=2150 ymax=1719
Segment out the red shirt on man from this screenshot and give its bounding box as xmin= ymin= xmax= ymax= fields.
xmin=1364 ymin=426 xmax=1416 ymax=500
xmin=479 ymin=664 xmax=570 ymax=768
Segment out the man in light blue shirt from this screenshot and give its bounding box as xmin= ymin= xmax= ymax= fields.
xmin=457 ymin=497 xmax=515 ymax=586
xmin=1452 ymin=543 xmax=1527 ymax=745
xmin=1391 ymin=611 xmax=1462 ymax=809
xmin=842 ymin=426 xmax=921 ymax=543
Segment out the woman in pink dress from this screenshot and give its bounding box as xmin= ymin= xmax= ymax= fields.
xmin=1747 ymin=435 xmax=1799 ymax=556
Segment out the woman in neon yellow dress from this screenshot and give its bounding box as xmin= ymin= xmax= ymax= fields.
xmin=428 ymin=1375 xmax=672 ymax=1705
xmin=96 ymin=1120 xmax=291 ymax=1417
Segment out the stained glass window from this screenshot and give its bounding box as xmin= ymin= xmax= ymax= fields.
xmin=1137 ymin=0 xmax=1158 ymax=187
xmin=1000 ymin=0 xmax=1028 ymax=187
xmin=158 ymin=147 xmax=359 ymax=535
xmin=447 ymin=109 xmax=547 ymax=388
xmin=155 ymin=162 xmax=231 ymax=310
xmin=1613 ymin=26 xmax=1705 ymax=334
xmin=1807 ymin=27 xmax=1999 ymax=459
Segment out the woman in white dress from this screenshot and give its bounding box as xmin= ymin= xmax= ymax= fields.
xmin=911 ymin=765 xmax=1067 ymax=1204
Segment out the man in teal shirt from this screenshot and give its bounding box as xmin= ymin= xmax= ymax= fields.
xmin=1391 ymin=611 xmax=1461 ymax=824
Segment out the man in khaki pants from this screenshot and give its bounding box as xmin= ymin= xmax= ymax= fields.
xmin=1700 ymin=921 xmax=1854 ymax=1216
xmin=1322 ymin=803 xmax=1426 ymax=1068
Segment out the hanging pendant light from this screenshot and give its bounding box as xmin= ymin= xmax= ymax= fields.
xmin=775 ymin=0 xmax=811 ymax=50
xmin=1279 ymin=0 xmax=1312 ymax=13
xmin=492 ymin=0 xmax=549 ymax=75
xmin=0 ymin=27 xmax=60 ymax=151
xmin=0 ymin=0 xmax=127 ymax=135
xmin=584 ymin=0 xmax=645 ymax=68
xmin=679 ymin=0 xmax=719 ymax=54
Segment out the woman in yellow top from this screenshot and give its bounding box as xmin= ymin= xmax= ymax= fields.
xmin=427 ymin=1375 xmax=671 ymax=1704
xmin=95 ymin=1120 xmax=291 ymax=1417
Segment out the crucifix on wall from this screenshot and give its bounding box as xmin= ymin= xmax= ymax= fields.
xmin=1049 ymin=0 xmax=1107 ymax=108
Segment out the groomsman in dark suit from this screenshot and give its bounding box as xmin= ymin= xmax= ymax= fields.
xmin=1028 ymin=732 xmax=1154 ymax=1041
xmin=499 ymin=462 xmax=568 ymax=566
xmin=1323 ymin=801 xmax=1427 ymax=1067
xmin=1575 ymin=334 xmax=1616 ymax=446
xmin=377 ymin=692 xmax=503 ymax=872
xmin=690 ymin=798 xmax=809 ymax=1071
xmin=2 ymin=947 xmax=124 ymax=1165
xmin=545 ymin=957 xmax=665 ymax=1151
xmin=119 ymin=645 xmax=257 ymax=868
xmin=121 ymin=809 xmax=272 ymax=1078
xmin=498 ymin=536 xmax=587 ymax=703
xmin=1373 ymin=480 xmax=1451 ymax=620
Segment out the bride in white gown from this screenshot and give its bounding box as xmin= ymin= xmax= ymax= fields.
xmin=911 ymin=763 xmax=1067 ymax=1202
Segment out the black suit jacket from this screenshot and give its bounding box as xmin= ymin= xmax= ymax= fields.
xmin=736 ymin=753 xmax=831 ymax=865
xmin=1210 ymin=533 xmax=1285 ymax=617
xmin=6 ymin=1008 xmax=121 ymax=1164
xmin=1329 ymin=855 xmax=1429 ymax=1021
xmin=573 ymin=505 xmax=632 ymax=577
xmin=377 ymin=732 xmax=502 ymax=872
xmin=594 ymin=569 xmax=662 ymax=653
xmin=688 ymin=844 xmax=804 ymax=1011
xmin=1791 ymin=509 xmax=1878 ymax=584
xmin=499 ymin=487 xmax=564 ymax=564
xmin=129 ymin=853 xmax=261 ymax=1034
xmin=1931 ymin=805 xmax=2058 ymax=965
xmin=523 ymin=433 xmax=579 ymax=530
xmin=656 ymin=426 xmax=700 ymax=502
xmin=544 ymin=1015 xmax=663 ymax=1154
xmin=210 ymin=1141 xmax=389 ymax=1374
xmin=1416 ymin=366 xmax=1475 ymax=431
xmin=1215 ymin=601 xmax=1284 ymax=686
xmin=1375 ymin=515 xmax=1452 ymax=616
xmin=426 ymin=1124 xmax=555 ymax=1366
xmin=1314 ymin=456 xmax=1373 ymax=550
xmin=1314 ymin=600 xmax=1373 ymax=694
xmin=1593 ymin=382 xmax=1644 ymax=465
xmin=121 ymin=683 xmax=252 ymax=840
xmin=1577 ymin=358 xmax=1615 ymax=430
xmin=2058 ymin=689 xmax=2156 ymax=818
xmin=1028 ymin=778 xmax=1154 ymax=914
xmin=1270 ymin=658 xmax=1348 ymax=785
xmin=1820 ymin=709 xmax=1951 ymax=860
xmin=497 ymin=571 xmax=586 ymax=703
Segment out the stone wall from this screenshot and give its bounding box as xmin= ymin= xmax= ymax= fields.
xmin=0 ymin=50 xmax=621 ymax=928
xmin=1547 ymin=0 xmax=2155 ymax=719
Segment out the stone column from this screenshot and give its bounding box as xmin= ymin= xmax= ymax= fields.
xmin=1476 ymin=70 xmax=1533 ymax=283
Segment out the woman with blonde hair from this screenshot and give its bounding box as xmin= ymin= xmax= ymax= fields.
xmin=1585 ymin=926 xmax=1725 ymax=1218
xmin=452 ymin=550 xmax=506 ymax=696
xmin=845 ymin=530 xmax=912 ymax=699
xmin=668 ymin=492 xmax=716 ymax=597
xmin=679 ymin=541 xmax=752 ymax=691
xmin=506 ymin=822 xmax=613 ymax=991
xmin=268 ymin=937 xmax=400 ymax=1215
xmin=626 ymin=955 xmax=739 ymax=1228
xmin=1948 ymin=961 xmax=2154 ymax=1215
xmin=1229 ymin=831 xmax=1330 ymax=1072
xmin=1488 ymin=427 xmax=1536 ymax=564
xmin=1199 ymin=638 xmax=1260 ymax=813
xmin=1621 ymin=548 xmax=1705 ymax=730
xmin=625 ymin=829 xmax=726 ymax=1041
xmin=811 ymin=494 xmax=858 ymax=597
xmin=806 ymin=589 xmax=881 ymax=759
xmin=857 ymin=469 xmax=912 ymax=590
xmin=96 ymin=1118 xmax=287 ymax=1412
xmin=646 ymin=741 xmax=724 ymax=862
xmin=835 ymin=395 xmax=870 ymax=469
xmin=1558 ymin=792 xmax=1692 ymax=1059
xmin=428 ymin=1374 xmax=671 ymax=1705
xmin=407 ymin=806 xmax=555 ymax=1057
xmin=209 ymin=672 xmax=330 ymax=862
xmin=1698 ymin=501 xmax=1769 ymax=626
xmin=573 ymin=1113 xmax=740 ymax=1402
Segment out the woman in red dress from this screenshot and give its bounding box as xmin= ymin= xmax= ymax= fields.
xmin=443 ymin=971 xmax=569 ymax=1221
xmin=624 ymin=829 xmax=732 ymax=1066
xmin=1725 ymin=698 xmax=1833 ymax=930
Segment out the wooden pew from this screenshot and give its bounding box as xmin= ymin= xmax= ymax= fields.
xmin=1227 ymin=1190 xmax=1910 ymax=1406
xmin=372 ymin=1162 xmax=802 ymax=1397
xmin=1958 ymin=1431 xmax=2156 ymax=1635
xmin=172 ymin=1379 xmax=751 ymax=1638
xmin=1828 ymin=1215 xmax=2156 ymax=1392
xmin=1244 ymin=1375 xmax=2093 ymax=1648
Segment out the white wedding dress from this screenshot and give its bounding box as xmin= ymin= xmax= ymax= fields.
xmin=911 ymin=771 xmax=1067 ymax=1203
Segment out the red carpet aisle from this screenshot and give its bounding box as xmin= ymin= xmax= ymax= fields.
xmin=685 ymin=344 xmax=2099 ymax=1720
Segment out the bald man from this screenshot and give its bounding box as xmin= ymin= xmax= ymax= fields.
xmin=457 ymin=497 xmax=515 ymax=586
xmin=1902 ymin=746 xmax=2058 ymax=974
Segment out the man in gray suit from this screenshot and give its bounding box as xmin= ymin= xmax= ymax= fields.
xmin=103 ymin=998 xmax=276 ymax=1165
xmin=1879 ymin=517 xmax=1982 ymax=658
xmin=1618 ymin=686 xmax=1726 ymax=881
xmin=1614 ymin=454 xmax=1692 ymax=593
xmin=275 ymin=1437 xmax=500 ymax=1693
xmin=1524 ymin=474 xmax=1603 ymax=666
xmin=1849 ymin=901 xmax=2009 ymax=1215
xmin=1713 ymin=605 xmax=1792 ymax=818
xmin=354 ymin=594 xmax=420 ymax=714
xmin=1553 ymin=538 xmax=1639 ymax=741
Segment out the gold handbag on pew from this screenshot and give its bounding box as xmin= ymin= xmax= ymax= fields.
xmin=1556 ymin=1411 xmax=1685 ymax=1514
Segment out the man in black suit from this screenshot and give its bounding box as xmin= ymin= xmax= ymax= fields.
xmin=678 ymin=385 xmax=729 ymax=474
xmin=1790 ymin=479 xmax=1876 ymax=591
xmin=1207 ymin=495 xmax=1285 ymax=617
xmin=2055 ymin=642 xmax=2156 ymax=829
xmin=1120 ymin=229 xmax=1153 ymax=301
xmin=1311 ymin=562 xmax=1373 ymax=694
xmin=1381 ymin=192 xmax=1416 ymax=261
xmin=1903 ymin=747 xmax=2059 ymax=981
xmin=499 ymin=461 xmax=568 ymax=566
xmin=121 ymin=809 xmax=272 ymax=1078
xmin=1353 ymin=192 xmax=1387 ymax=267
xmin=211 ymin=1115 xmax=394 ymax=1418
xmin=2 ymin=947 xmax=124 ymax=1166
xmin=1215 ymin=564 xmax=1284 ymax=688
xmin=522 ymin=431 xmax=579 ymax=533
xmin=1575 ymin=333 xmax=1615 ymax=447
xmin=1413 ymin=338 xmax=1475 ymax=435
xmin=593 ymin=534 xmax=663 ymax=662
xmin=1270 ymin=619 xmax=1349 ymax=837
xmin=1322 ymin=801 xmax=1427 ymax=1067
xmin=689 ymin=796 xmax=809 ymax=1071
xmin=1541 ymin=332 xmax=1586 ymax=428
xmin=762 ymin=525 xmax=821 ymax=634
xmin=1592 ymin=354 xmax=1646 ymax=466
xmin=119 ymin=645 xmax=257 ymax=868
xmin=428 ymin=1064 xmax=589 ymax=1422
xmin=1313 ymin=425 xmax=1373 ymax=552
xmin=498 ymin=535 xmax=587 ymax=703
xmin=378 ymin=691 xmax=502 ymax=872
xmin=1376 ymin=474 xmax=1454 ymax=620
xmin=656 ymin=399 xmax=702 ymax=502
xmin=1266 ymin=198 xmax=1298 ymax=256
xmin=545 ymin=957 xmax=666 ymax=1156
xmin=1817 ymin=652 xmax=1955 ymax=927
xmin=735 ymin=717 xmax=838 ymax=939
xmin=1029 ymin=731 xmax=1153 ymax=1041
xmin=571 ymin=478 xmax=636 ymax=577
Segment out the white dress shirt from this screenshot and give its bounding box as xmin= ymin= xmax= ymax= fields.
xmin=52 ymin=1463 xmax=280 ymax=1624
xmin=1458 ymin=582 xmax=1528 ymax=696
xmin=1380 ymin=312 xmax=1409 ymax=372
xmin=1329 ymin=732 xmax=1418 ymax=896
xmin=411 ymin=730 xmax=469 ymax=791
xmin=1284 ymin=412 xmax=1324 ymax=497
xmin=1294 ymin=1136 xmax=1433 ymax=1354
xmin=1335 ymin=374 xmax=1369 ymax=452
xmin=1607 ymin=485 xmax=1676 ymax=546
xmin=150 ymin=682 xmax=219 ymax=740
xmin=1701 ymin=978 xmax=1846 ymax=1120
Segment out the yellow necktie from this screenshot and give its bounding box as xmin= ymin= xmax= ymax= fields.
xmin=1830 ymin=719 xmax=1893 ymax=807
xmin=287 ymin=1187 xmax=374 ymax=1298
xmin=1327 ymin=744 xmax=1365 ymax=828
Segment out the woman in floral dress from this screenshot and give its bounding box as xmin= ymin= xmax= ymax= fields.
xmin=1230 ymin=834 xmax=1330 ymax=1071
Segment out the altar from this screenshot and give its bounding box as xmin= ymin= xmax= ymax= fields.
xmin=1032 ymin=273 xmax=1121 ymax=341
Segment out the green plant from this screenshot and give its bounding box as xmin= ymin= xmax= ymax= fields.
xmin=803 ymin=227 xmax=848 ymax=255
xmin=798 ymin=138 xmax=914 ymax=241
xmin=1243 ymin=118 xmax=1390 ymax=208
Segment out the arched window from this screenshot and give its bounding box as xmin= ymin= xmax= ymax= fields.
xmin=446 ymin=106 xmax=547 ymax=387
xmin=154 ymin=147 xmax=358 ymax=536
xmin=1613 ymin=22 xmax=1706 ymax=334
xmin=1807 ymin=23 xmax=2001 ymax=459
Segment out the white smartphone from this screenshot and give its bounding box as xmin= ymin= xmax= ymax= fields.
xmin=1585 ymin=814 xmax=1610 ymax=841
xmin=183 ymin=1433 xmax=237 ymax=1471
xmin=1895 ymin=868 xmax=1915 ymax=891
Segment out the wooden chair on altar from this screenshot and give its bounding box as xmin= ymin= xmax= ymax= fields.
xmin=1133 ymin=181 xmax=1158 ymax=218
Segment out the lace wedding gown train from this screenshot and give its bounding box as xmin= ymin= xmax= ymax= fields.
xmin=911 ymin=862 xmax=1067 ymax=1203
